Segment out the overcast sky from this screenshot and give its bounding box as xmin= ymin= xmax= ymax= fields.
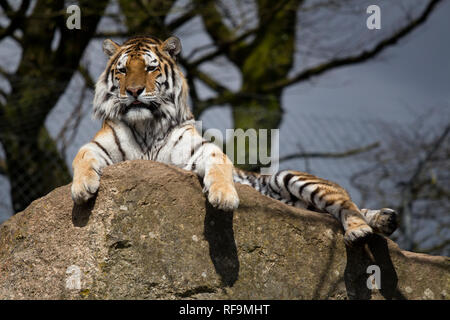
xmin=282 ymin=0 xmax=450 ymax=122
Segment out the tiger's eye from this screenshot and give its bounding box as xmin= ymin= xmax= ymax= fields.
xmin=118 ymin=67 xmax=126 ymax=74
xmin=146 ymin=65 xmax=157 ymax=72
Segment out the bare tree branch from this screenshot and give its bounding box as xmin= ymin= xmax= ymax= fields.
xmin=167 ymin=6 xmax=197 ymax=31
xmin=194 ymin=92 xmax=239 ymax=117
xmin=195 ymin=0 xmax=295 ymax=67
xmin=187 ymin=27 xmax=259 ymax=67
xmin=0 ymin=87 xmax=7 ymax=100
xmin=415 ymin=239 xmax=450 ymax=254
xmin=403 ymin=124 xmax=450 ymax=191
xmin=189 ymin=67 xmax=230 ymax=94
xmin=194 ymin=0 xmax=235 ymax=45
xmin=78 ymin=65 xmax=95 ymax=90
xmin=0 ymin=0 xmax=30 ymax=42
xmin=0 ymin=157 xmax=6 ymax=175
xmin=399 ymin=123 xmax=450 ymax=249
xmin=279 ymin=141 xmax=380 ymax=163
xmin=0 ymin=66 xmax=12 ymax=80
xmin=0 ymin=0 xmax=13 ymax=16
xmin=263 ymin=0 xmax=443 ymax=92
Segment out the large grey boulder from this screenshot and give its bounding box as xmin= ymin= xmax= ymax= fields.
xmin=0 ymin=160 xmax=448 ymax=299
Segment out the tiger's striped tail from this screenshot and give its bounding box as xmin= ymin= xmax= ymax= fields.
xmin=233 ymin=168 xmax=398 ymax=244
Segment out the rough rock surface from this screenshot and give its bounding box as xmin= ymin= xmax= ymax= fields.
xmin=0 ymin=160 xmax=448 ymax=300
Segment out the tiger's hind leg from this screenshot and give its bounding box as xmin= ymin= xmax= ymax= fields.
xmin=266 ymin=170 xmax=373 ymax=245
xmin=360 ymin=208 xmax=398 ymax=236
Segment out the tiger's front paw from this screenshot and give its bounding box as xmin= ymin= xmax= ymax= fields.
xmin=206 ymin=182 xmax=239 ymax=211
xmin=344 ymin=224 xmax=373 ymax=246
xmin=71 ymin=169 xmax=101 ymax=205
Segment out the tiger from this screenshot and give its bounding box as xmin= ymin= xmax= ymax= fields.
xmin=71 ymin=35 xmax=398 ymax=245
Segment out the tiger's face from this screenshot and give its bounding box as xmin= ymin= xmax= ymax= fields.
xmin=93 ymin=36 xmax=190 ymax=123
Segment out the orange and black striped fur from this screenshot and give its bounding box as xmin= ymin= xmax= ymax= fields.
xmin=72 ymin=36 xmax=398 ymax=245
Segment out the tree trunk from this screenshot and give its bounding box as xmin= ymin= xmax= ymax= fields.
xmin=0 ymin=0 xmax=109 ymax=213
xmin=229 ymin=0 xmax=301 ymax=170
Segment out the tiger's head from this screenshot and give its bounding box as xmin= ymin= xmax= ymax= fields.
xmin=93 ymin=36 xmax=192 ymax=123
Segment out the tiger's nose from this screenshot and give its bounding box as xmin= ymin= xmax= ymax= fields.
xmin=126 ymin=86 xmax=144 ymax=98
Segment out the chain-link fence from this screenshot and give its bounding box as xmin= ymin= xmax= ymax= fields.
xmin=0 ymin=108 xmax=379 ymax=217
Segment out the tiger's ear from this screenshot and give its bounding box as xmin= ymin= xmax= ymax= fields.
xmin=162 ymin=36 xmax=182 ymax=58
xmin=102 ymin=39 xmax=120 ymax=57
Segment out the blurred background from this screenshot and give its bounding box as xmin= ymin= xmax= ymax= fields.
xmin=0 ymin=0 xmax=448 ymax=255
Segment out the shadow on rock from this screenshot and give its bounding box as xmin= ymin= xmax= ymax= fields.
xmin=203 ymin=200 xmax=240 ymax=287
xmin=71 ymin=197 xmax=96 ymax=227
xmin=344 ymin=234 xmax=406 ymax=300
